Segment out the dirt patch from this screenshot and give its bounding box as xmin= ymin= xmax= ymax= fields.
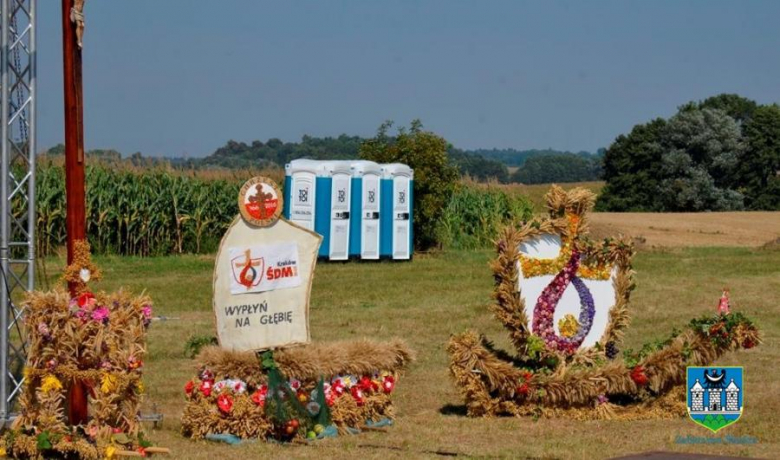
xmin=589 ymin=212 xmax=780 ymax=248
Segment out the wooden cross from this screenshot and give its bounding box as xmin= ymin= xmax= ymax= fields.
xmin=62 ymin=0 xmax=88 ymax=425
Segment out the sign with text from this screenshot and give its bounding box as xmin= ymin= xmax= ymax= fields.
xmin=214 ymin=216 xmax=321 ymax=351
xmin=229 ymin=243 xmax=302 ymax=294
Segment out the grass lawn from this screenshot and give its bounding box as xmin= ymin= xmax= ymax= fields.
xmin=37 ymin=246 xmax=779 ymax=459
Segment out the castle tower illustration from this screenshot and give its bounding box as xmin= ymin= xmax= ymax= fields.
xmin=703 ymin=369 xmax=728 ymax=412
xmin=726 ymin=379 xmax=740 ymax=411
xmin=690 ymin=379 xmax=704 ymax=412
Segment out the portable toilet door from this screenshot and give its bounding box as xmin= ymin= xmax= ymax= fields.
xmin=381 ymin=164 xmax=414 ymax=260
xmin=284 ymin=159 xmax=323 ymax=232
xmin=323 ymin=161 xmax=352 ymax=261
xmin=350 ymin=161 xmax=382 ymax=260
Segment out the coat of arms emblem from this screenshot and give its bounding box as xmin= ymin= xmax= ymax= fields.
xmin=687 ymin=366 xmax=743 ymax=432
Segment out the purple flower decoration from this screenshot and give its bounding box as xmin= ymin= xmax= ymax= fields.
xmin=91 ymin=306 xmax=110 ymax=324
xmin=532 ymin=250 xmax=596 ymax=354
xmin=597 ymin=394 xmax=609 ymax=405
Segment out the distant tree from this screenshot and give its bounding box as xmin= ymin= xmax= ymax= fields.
xmin=596 ymin=119 xmax=667 ymax=211
xmin=467 ymin=148 xmax=597 ymax=167
xmin=598 ymin=93 xmax=780 ymax=212
xmin=448 ymin=147 xmax=509 ymax=182
xmin=657 ymin=108 xmax=744 ymax=211
xmin=697 ymin=93 xmax=759 ymax=124
xmin=739 ymin=104 xmax=780 ymax=210
xmin=204 ymin=134 xmax=363 ymax=169
xmin=511 ymin=153 xmax=601 ymax=184
xmin=360 ymin=120 xmax=458 ymax=250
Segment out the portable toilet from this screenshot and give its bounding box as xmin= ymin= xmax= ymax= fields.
xmin=320 ymin=161 xmax=352 ymax=261
xmin=284 ymin=159 xmax=323 ymax=233
xmin=349 ymin=160 xmax=382 ymax=260
xmin=284 ymin=159 xmax=352 ymax=261
xmin=380 ymin=164 xmax=414 ymax=260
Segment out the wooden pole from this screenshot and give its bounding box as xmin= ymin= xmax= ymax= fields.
xmin=62 ymin=0 xmax=88 ymax=426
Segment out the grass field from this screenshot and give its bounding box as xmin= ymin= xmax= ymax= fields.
xmin=35 ymin=234 xmax=779 ymax=459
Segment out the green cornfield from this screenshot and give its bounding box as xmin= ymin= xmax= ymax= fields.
xmin=19 ymin=163 xmax=532 ymax=256
xmin=32 ymin=164 xmax=254 ymax=256
xmin=438 ymin=184 xmax=534 ymax=250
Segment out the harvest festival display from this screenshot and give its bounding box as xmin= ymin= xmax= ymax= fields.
xmin=180 ymin=177 xmax=412 ymax=442
xmin=448 ymin=186 xmax=760 ymax=419
xmin=2 ymin=241 xmax=168 ymax=458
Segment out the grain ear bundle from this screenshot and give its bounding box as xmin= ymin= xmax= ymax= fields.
xmin=448 ymin=185 xmax=760 ymax=419
xmin=3 ymin=289 xmax=161 ymax=458
xmin=2 ymin=243 xmax=168 ymax=459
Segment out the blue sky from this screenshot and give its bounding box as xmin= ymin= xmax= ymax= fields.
xmin=37 ymin=1 xmax=780 ymax=157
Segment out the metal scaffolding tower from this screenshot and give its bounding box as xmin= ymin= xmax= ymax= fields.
xmin=0 ymin=0 xmax=35 ymax=424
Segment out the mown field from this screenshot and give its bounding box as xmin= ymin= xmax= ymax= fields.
xmin=36 ymin=219 xmax=780 ymax=459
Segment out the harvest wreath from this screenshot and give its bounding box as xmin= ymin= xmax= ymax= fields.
xmin=180 ymin=339 xmax=413 ymax=441
xmin=1 ymin=242 xmax=168 ymax=459
xmin=448 ymin=186 xmax=760 ymax=419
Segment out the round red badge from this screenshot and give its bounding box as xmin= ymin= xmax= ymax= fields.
xmin=238 ymin=176 xmax=283 ymax=227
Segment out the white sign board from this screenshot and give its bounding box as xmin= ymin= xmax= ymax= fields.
xmin=214 ymin=217 xmax=321 ymax=351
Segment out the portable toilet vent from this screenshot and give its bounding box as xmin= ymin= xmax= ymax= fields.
xmin=349 ymin=160 xmax=382 ymax=260
xmin=380 ymin=163 xmax=414 ymax=260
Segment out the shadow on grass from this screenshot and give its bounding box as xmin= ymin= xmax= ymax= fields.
xmin=439 ymin=403 xmax=468 ymax=416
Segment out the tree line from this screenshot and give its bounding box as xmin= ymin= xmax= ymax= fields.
xmin=598 ymin=94 xmax=780 ymax=211
xmin=43 ymin=136 xmax=603 ymax=185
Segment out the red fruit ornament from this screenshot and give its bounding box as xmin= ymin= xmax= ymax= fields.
xmin=200 ymin=380 xmax=213 ymax=397
xmin=332 ymin=382 xmax=345 ymax=396
xmin=217 ymin=394 xmax=234 ymax=414
xmin=251 ymin=385 xmax=268 ymax=406
xmin=517 ymin=383 xmax=530 ymax=396
xmin=358 ymin=375 xmax=377 ymax=392
xmin=350 ymin=386 xmax=365 ymax=406
xmin=382 ymin=376 xmax=395 ymax=394
xmin=77 ymin=291 xmax=96 ymax=308
xmin=631 ymin=366 xmax=649 ymax=386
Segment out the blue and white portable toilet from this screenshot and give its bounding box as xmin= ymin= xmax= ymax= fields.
xmin=349 ymin=160 xmax=382 ymax=260
xmin=320 ymin=161 xmax=352 ymax=260
xmin=284 ymin=159 xmax=322 ymax=232
xmin=283 ymin=159 xmax=352 ymax=260
xmin=380 ymin=163 xmax=414 ymax=260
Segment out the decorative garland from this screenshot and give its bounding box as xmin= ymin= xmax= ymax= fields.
xmin=181 ymin=341 xmax=412 ymax=441
xmin=448 ymin=186 xmax=760 ymax=419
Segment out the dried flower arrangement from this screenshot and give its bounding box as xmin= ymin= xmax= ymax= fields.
xmin=1 ymin=241 xmax=168 ymax=459
xmin=448 ymin=186 xmax=760 ymax=419
xmin=181 ymin=339 xmax=413 ymax=441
